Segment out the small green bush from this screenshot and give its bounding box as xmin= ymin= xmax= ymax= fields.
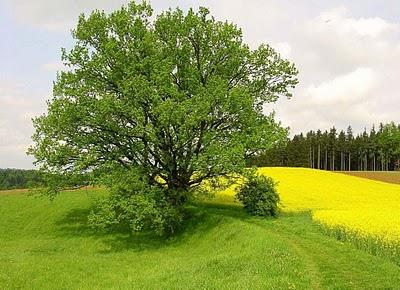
xmin=88 ymin=168 xmax=185 ymax=236
xmin=88 ymin=187 xmax=185 ymax=236
xmin=236 ymin=173 xmax=280 ymax=216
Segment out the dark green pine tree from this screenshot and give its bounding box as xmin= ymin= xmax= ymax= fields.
xmin=369 ymin=125 xmax=378 ymax=171
xmin=328 ymin=127 xmax=337 ymax=171
xmin=316 ymin=130 xmax=322 ymax=169
xmin=346 ymin=126 xmax=354 ymax=171
xmin=337 ymin=130 xmax=346 ymax=171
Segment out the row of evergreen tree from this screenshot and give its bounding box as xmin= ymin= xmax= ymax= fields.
xmin=249 ymin=122 xmax=400 ymax=171
xmin=0 ymin=169 xmax=43 ymax=190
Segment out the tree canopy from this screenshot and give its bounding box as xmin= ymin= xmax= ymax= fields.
xmin=29 ymin=1 xmax=298 ymax=196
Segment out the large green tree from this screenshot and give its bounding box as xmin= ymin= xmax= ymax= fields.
xmin=29 ymin=2 xmax=297 ymax=204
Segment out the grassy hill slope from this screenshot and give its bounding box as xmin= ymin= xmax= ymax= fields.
xmin=1 ymin=185 xmax=400 ymax=289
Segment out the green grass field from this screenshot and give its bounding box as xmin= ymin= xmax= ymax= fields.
xmin=1 ymin=185 xmax=400 ymax=289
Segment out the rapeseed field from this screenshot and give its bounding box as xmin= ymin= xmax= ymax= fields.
xmin=218 ymin=167 xmax=400 ymax=262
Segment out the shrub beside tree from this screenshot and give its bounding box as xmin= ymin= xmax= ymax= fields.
xmin=236 ymin=172 xmax=280 ymax=217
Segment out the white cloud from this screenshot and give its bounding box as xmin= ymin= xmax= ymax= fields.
xmin=273 ymin=42 xmax=292 ymax=59
xmin=0 ymin=80 xmax=45 ymax=168
xmin=6 ymin=0 xmax=130 ymax=31
xmin=270 ymin=6 xmax=400 ymax=134
xmin=304 ymin=68 xmax=378 ymax=106
xmin=0 ymin=83 xmax=32 ymax=107
xmin=40 ymin=61 xmax=66 ymax=72
xmin=302 ymin=7 xmax=400 ymax=76
xmin=272 ymin=66 xmax=392 ymax=133
xmin=4 ymin=0 xmax=196 ymax=32
xmin=317 ymin=6 xmax=398 ymax=38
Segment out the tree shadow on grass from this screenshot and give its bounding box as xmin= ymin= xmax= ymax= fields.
xmin=54 ymin=200 xmax=250 ymax=253
xmin=54 ymin=208 xmax=101 ymax=237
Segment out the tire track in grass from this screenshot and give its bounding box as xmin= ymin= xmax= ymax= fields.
xmin=249 ymin=219 xmax=323 ymax=290
xmin=249 ymin=213 xmax=400 ymax=289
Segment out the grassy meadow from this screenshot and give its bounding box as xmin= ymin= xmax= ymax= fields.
xmin=1 ymin=168 xmax=400 ymax=289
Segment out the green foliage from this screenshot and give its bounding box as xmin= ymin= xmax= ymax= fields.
xmin=0 ymin=168 xmax=43 ymax=190
xmin=236 ymin=172 xmax=280 ymax=216
xmin=379 ymin=122 xmax=400 ymax=165
xmin=88 ymin=188 xmax=184 ymax=236
xmin=28 ymin=1 xmax=297 ymax=192
xmin=29 ymin=171 xmax=91 ymax=199
xmin=88 ymin=167 xmax=185 ymax=236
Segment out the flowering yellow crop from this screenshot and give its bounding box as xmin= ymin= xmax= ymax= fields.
xmin=217 ymin=167 xmax=400 ymax=255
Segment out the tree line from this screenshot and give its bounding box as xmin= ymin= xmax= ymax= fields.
xmin=0 ymin=169 xmax=43 ymax=190
xmin=249 ymin=122 xmax=400 ymax=171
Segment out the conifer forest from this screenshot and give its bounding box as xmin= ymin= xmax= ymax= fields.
xmin=249 ymin=122 xmax=400 ymax=171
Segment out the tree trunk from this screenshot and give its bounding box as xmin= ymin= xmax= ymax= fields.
xmin=341 ymin=151 xmax=344 ymax=171
xmin=348 ymin=152 xmax=351 ymax=171
xmin=311 ymin=148 xmax=314 ymax=168
xmin=317 ymin=144 xmax=321 ymax=169
xmin=386 ymin=153 xmax=389 ymax=171
xmin=325 ymin=149 xmax=328 ymax=170
xmin=373 ymin=153 xmax=376 ymax=171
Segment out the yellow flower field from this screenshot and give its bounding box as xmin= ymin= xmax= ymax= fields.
xmin=218 ymin=167 xmax=400 ymax=246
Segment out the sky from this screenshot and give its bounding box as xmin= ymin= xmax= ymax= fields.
xmin=1 ymin=0 xmax=400 ymax=169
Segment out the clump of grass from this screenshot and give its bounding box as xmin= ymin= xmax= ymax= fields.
xmin=317 ymin=222 xmax=400 ymax=265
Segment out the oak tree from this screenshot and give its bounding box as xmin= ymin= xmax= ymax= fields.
xmin=29 ymin=2 xmax=298 ymax=233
